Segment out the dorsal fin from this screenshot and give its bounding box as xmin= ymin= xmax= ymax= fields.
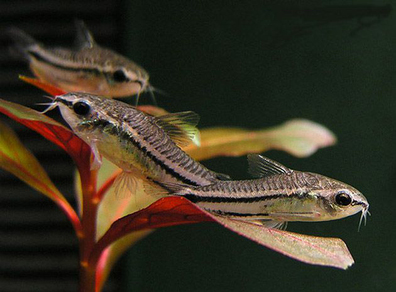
xmin=155 ymin=111 xmax=200 ymax=147
xmin=247 ymin=154 xmax=292 ymax=178
xmin=74 ymin=20 xmax=95 ymax=49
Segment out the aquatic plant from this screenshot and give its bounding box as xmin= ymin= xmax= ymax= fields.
xmin=0 ymin=77 xmax=352 ymax=292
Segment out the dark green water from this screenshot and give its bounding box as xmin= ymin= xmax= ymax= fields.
xmin=122 ymin=1 xmax=396 ymax=291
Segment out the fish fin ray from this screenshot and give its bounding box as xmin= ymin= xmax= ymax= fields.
xmin=90 ymin=141 xmax=102 ymax=170
xmin=155 ymin=111 xmax=201 ymax=147
xmin=112 ymin=173 xmax=165 ymax=210
xmin=113 ymin=172 xmax=138 ymax=199
xmin=150 ymin=180 xmax=191 ymax=195
xmin=142 ymin=180 xmax=172 ymax=197
xmin=251 ymin=220 xmax=286 ymax=229
xmin=214 ymin=172 xmax=231 ymax=180
xmin=7 ymin=27 xmax=39 ymax=59
xmin=74 ymin=20 xmax=95 ymax=49
xmin=247 ymin=154 xmax=292 ymax=178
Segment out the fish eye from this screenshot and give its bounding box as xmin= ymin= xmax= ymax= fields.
xmin=113 ymin=69 xmax=128 ymax=82
xmin=335 ymin=192 xmax=352 ymax=206
xmin=73 ymin=101 xmax=91 ymax=116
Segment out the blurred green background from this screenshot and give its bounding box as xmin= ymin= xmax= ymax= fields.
xmin=120 ymin=0 xmax=396 ymax=291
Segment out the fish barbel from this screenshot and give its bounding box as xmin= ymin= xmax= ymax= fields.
xmin=48 ymin=92 xmax=229 ymax=188
xmin=8 ymin=21 xmax=151 ymax=98
xmin=160 ymin=155 xmax=369 ymax=228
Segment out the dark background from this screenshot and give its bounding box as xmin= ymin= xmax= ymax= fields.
xmin=1 ymin=0 xmax=396 ymax=291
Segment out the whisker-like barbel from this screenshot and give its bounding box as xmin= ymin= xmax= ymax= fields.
xmin=49 ymin=92 xmax=230 ymax=188
xmin=158 ymin=154 xmax=369 ymax=227
xmin=46 ymin=92 xmax=369 ymax=226
xmin=358 ymin=207 xmax=370 ymax=231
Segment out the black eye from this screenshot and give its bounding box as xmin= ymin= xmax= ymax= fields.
xmin=113 ymin=69 xmax=128 ymax=82
xmin=73 ymin=101 xmax=91 ymax=116
xmin=335 ymin=192 xmax=352 ymax=206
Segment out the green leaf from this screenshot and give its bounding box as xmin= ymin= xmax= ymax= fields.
xmin=183 ymin=119 xmax=336 ymax=161
xmin=0 ymin=121 xmax=82 ymax=235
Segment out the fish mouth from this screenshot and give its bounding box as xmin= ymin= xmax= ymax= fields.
xmin=135 ymin=79 xmax=144 ymax=87
xmin=134 ymin=79 xmax=146 ymax=91
xmin=53 ymin=96 xmax=73 ymax=108
xmin=40 ymin=95 xmax=73 ymax=113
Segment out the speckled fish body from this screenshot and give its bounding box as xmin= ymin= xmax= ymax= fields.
xmin=9 ymin=21 xmax=150 ymax=97
xmin=167 ymin=155 xmax=369 ymax=226
xmin=52 ymin=92 xmax=229 ymax=186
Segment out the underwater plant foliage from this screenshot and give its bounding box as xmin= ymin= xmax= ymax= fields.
xmin=0 ymin=77 xmax=348 ymax=291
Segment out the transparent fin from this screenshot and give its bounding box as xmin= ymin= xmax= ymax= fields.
xmin=113 ymin=172 xmax=138 ymax=199
xmin=142 ymin=180 xmax=173 ymax=197
xmin=192 ymin=130 xmax=201 ymax=147
xmin=214 ymin=171 xmax=231 ymax=180
xmin=247 ymin=154 xmax=292 ymax=178
xmin=112 ymin=172 xmax=166 ymax=210
xmin=155 ymin=111 xmax=200 ymax=147
xmin=252 ymin=220 xmax=286 ymax=230
xmin=90 ymin=141 xmax=102 ymax=170
xmin=7 ymin=27 xmax=39 ymax=59
xmin=149 ymin=181 xmax=190 ymax=195
xmin=74 ymin=20 xmax=95 ymax=49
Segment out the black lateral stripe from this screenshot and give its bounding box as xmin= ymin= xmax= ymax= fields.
xmin=96 ymin=119 xmax=200 ymax=186
xmin=210 ymin=210 xmax=270 ymax=217
xmin=30 ymin=51 xmax=103 ymax=74
xmin=29 ymin=51 xmax=144 ymax=86
xmin=184 ymin=192 xmax=307 ymax=203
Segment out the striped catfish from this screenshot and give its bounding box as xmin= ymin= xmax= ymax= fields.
xmin=8 ymin=21 xmax=151 ymax=99
xmin=46 ymin=92 xmax=229 ymax=188
xmin=160 ymin=155 xmax=369 ymax=227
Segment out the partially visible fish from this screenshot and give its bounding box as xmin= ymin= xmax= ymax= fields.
xmin=159 ymin=154 xmax=369 ymax=228
xmin=8 ymin=21 xmax=151 ymax=99
xmin=46 ymin=92 xmax=230 ymax=190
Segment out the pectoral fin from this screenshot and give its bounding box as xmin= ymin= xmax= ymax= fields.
xmin=251 ymin=220 xmax=287 ymax=230
xmin=90 ymin=141 xmax=102 ymax=170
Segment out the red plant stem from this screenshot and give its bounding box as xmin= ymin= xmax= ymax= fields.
xmin=78 ymin=167 xmax=100 ymax=292
xmin=94 ymin=169 xmax=121 ymax=202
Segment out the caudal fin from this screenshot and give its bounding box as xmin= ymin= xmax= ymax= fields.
xmin=7 ymin=27 xmax=39 ymax=59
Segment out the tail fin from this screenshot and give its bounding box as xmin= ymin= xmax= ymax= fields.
xmin=7 ymin=27 xmax=39 ymax=59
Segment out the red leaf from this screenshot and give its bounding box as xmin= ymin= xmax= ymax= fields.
xmin=90 ymin=196 xmax=213 ymax=264
xmin=19 ymin=76 xmax=67 ymax=96
xmin=0 ymin=99 xmax=91 ymax=177
xmin=91 ymin=196 xmax=354 ymax=270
